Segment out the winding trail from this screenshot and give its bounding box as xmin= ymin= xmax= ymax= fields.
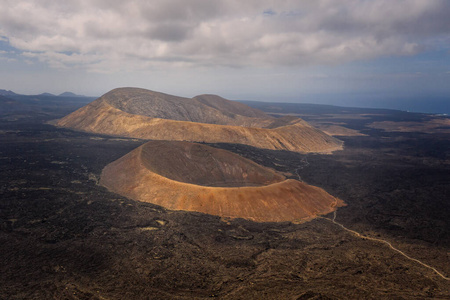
xmin=322 ymin=203 xmax=450 ymax=281
xmin=295 ymin=157 xmax=309 ymax=182
xmin=294 ymin=163 xmax=449 ymax=281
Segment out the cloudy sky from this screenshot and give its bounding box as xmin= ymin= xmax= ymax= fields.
xmin=1 ymin=0 xmax=449 ymax=109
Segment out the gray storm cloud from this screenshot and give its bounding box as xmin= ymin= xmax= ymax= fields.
xmin=1 ymin=0 xmax=449 ymax=72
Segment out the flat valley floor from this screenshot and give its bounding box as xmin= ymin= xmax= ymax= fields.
xmin=1 ymin=100 xmax=449 ymax=299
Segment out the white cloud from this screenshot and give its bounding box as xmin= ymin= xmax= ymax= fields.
xmin=0 ymin=0 xmax=449 ymax=72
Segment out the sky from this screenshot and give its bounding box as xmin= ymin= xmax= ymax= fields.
xmin=1 ymin=0 xmax=449 ymax=112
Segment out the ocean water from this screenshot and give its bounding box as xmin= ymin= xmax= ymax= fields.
xmin=302 ymin=95 xmax=450 ymax=116
xmin=348 ymin=98 xmax=450 ymax=115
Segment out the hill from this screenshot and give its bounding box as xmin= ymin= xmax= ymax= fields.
xmin=98 ymin=88 xmax=270 ymax=126
xmin=56 ymin=87 xmax=343 ymax=153
xmin=59 ymin=91 xmax=85 ymax=97
xmin=100 ymin=141 xmax=344 ymax=222
xmin=0 ymin=89 xmax=18 ymax=97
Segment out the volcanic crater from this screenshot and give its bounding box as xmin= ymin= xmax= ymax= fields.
xmin=100 ymin=141 xmax=345 ymax=222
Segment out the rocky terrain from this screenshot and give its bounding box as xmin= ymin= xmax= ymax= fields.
xmin=56 ymin=88 xmax=343 ymax=153
xmin=101 ymin=88 xmax=269 ymax=126
xmin=100 ymin=141 xmax=343 ymax=222
xmin=368 ymin=117 xmax=450 ymax=134
xmin=0 ymin=95 xmax=449 ymax=299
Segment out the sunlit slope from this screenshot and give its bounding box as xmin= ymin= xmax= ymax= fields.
xmin=100 ymin=141 xmax=344 ymax=222
xmin=86 ymin=87 xmax=271 ymax=126
xmin=57 ymin=87 xmax=343 ymax=153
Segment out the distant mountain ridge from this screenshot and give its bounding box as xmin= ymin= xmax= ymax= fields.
xmin=59 ymin=92 xmax=85 ymax=97
xmin=56 ymin=87 xmax=343 ymax=153
xmin=0 ymin=89 xmax=18 ymax=97
xmin=37 ymin=91 xmax=86 ymax=97
xmin=0 ymin=89 xmax=88 ymax=98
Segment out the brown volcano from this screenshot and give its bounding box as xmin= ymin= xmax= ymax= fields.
xmin=100 ymin=141 xmax=344 ymax=222
xmin=56 ymin=87 xmax=342 ymax=153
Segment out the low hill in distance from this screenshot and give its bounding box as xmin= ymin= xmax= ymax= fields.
xmin=100 ymin=141 xmax=344 ymax=222
xmin=59 ymin=91 xmax=85 ymax=97
xmin=0 ymin=92 xmax=95 ymax=119
xmin=56 ymin=87 xmax=343 ymax=153
xmin=0 ymin=89 xmax=18 ymax=97
xmin=0 ymin=89 xmax=89 ymax=99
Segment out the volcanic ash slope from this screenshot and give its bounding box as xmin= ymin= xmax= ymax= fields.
xmin=100 ymin=141 xmax=345 ymax=222
xmin=56 ymin=87 xmax=343 ymax=153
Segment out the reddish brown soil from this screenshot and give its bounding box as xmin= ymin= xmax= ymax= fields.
xmin=100 ymin=141 xmax=344 ymax=222
xmin=140 ymin=140 xmax=285 ymax=187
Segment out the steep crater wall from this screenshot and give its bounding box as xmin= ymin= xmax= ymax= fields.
xmin=140 ymin=141 xmax=285 ymax=187
xmin=100 ymin=141 xmax=345 ymax=222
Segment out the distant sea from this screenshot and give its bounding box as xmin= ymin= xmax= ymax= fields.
xmin=300 ymin=95 xmax=450 ymax=116
xmin=347 ymin=98 xmax=450 ymax=115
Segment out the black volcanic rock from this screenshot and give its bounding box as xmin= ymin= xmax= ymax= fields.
xmin=0 ymin=95 xmax=22 ymax=112
xmin=0 ymin=95 xmax=15 ymax=103
xmin=1 ymin=101 xmax=449 ymax=299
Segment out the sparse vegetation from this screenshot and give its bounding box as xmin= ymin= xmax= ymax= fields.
xmin=0 ymin=95 xmax=449 ymax=298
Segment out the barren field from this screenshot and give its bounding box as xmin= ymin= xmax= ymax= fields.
xmin=1 ymin=99 xmax=449 ymax=299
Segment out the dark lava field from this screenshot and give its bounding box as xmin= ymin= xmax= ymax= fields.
xmin=1 ymin=96 xmax=449 ymax=299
